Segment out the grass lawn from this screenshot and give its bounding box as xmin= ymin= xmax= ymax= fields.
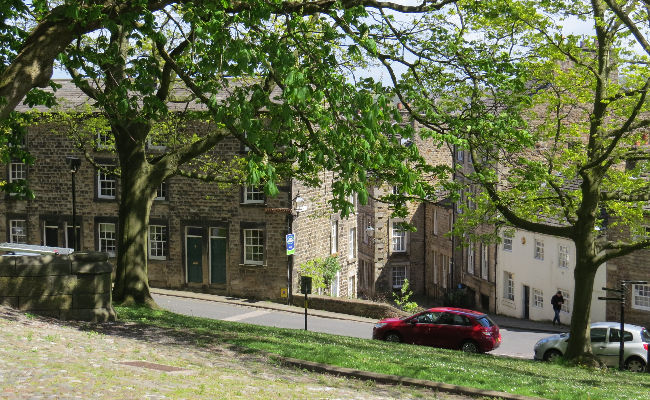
xmin=116 ymin=306 xmax=650 ymax=400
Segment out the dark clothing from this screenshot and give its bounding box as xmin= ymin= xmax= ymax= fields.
xmin=551 ymin=294 xmax=564 ymax=326
xmin=551 ymin=294 xmax=564 ymax=311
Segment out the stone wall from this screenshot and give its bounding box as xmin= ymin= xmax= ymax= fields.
xmin=0 ymin=252 xmax=115 ymax=322
xmin=291 ymin=294 xmax=409 ymax=320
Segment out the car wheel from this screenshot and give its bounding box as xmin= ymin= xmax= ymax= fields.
xmin=625 ymin=357 xmax=646 ymax=373
xmin=385 ymin=332 xmax=402 ymax=343
xmin=460 ymin=340 xmax=480 ymax=353
xmin=544 ymin=349 xmax=563 ymax=362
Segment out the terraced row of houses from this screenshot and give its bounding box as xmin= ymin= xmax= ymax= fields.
xmin=1 ymin=80 xmax=649 ymax=329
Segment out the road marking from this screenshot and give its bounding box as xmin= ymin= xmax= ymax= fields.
xmin=222 ymin=309 xmax=271 ymax=322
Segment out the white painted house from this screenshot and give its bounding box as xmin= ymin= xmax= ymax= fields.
xmin=496 ymin=228 xmax=606 ymax=324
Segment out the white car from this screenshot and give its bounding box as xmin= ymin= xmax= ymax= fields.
xmin=533 ymin=322 xmax=650 ymax=372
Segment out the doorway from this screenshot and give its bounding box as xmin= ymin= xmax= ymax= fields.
xmin=523 ymin=285 xmax=530 ymax=319
xmin=210 ymin=227 xmax=227 ymax=284
xmin=186 ymin=227 xmax=203 ymax=283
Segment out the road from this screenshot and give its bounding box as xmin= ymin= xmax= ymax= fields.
xmin=152 ymin=293 xmax=551 ymax=360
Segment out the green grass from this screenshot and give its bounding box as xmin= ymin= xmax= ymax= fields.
xmin=115 ymin=306 xmax=650 ymax=400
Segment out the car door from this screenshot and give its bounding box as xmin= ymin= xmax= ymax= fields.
xmin=405 ymin=312 xmax=440 ymax=346
xmin=602 ymin=328 xmax=633 ymax=367
xmin=590 ymin=327 xmax=608 ymax=361
xmin=429 ymin=312 xmax=458 ymax=349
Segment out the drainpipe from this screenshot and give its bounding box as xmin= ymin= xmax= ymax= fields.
xmin=423 ymin=202 xmax=427 ymax=302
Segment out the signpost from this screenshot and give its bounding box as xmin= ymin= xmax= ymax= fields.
xmin=301 ymin=276 xmax=312 ymax=331
xmin=598 ymin=279 xmax=648 ymax=371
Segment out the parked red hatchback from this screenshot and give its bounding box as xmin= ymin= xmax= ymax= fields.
xmin=372 ymin=307 xmax=501 ymax=353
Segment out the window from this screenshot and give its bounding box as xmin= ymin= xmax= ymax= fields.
xmin=504 ymin=272 xmax=514 ymax=300
xmin=481 ymin=244 xmax=488 ymax=280
xmin=558 ymin=289 xmax=570 ymax=313
xmin=9 ymin=162 xmax=26 ymax=182
xmin=558 ymin=244 xmax=570 ymax=268
xmin=442 ymin=256 xmax=449 ymax=288
xmin=97 ymin=166 xmax=116 ymax=199
xmin=155 ymin=182 xmax=167 ymax=201
xmin=148 ymin=225 xmax=167 ymax=260
xmin=347 ymin=194 xmax=356 ymax=214
xmin=534 ymin=239 xmax=544 ymax=260
xmin=433 ymin=251 xmax=438 ymax=285
xmin=632 ymin=226 xmax=650 ymax=241
xmin=331 ymin=220 xmax=338 ymax=254
xmin=391 ymin=186 xmax=400 ymax=195
xmin=98 ymin=223 xmax=116 ymax=257
xmin=96 ymin=131 xmax=111 ymax=149
xmin=456 ymin=190 xmax=463 ymax=214
xmin=43 ymin=222 xmax=59 ymax=247
xmin=147 ymin=137 xmax=166 ymax=151
xmin=348 ymin=275 xmax=356 ymax=298
xmin=243 ymin=186 xmax=264 ymax=204
xmin=456 ymin=146 xmax=464 ymax=161
xmin=392 ymin=265 xmax=406 ymax=288
xmin=244 ymin=229 xmax=264 ymax=265
xmin=534 ymin=289 xmax=543 ymax=308
xmin=66 ymin=223 xmax=80 ymax=250
xmin=433 ymin=209 xmax=438 ymax=235
xmin=503 ymin=230 xmax=514 ymax=251
xmin=633 ymin=284 xmax=650 ymax=310
xmin=348 ymin=227 xmax=356 ymax=259
xmin=467 ymin=242 xmax=474 ymax=274
xmin=9 ymin=220 xmax=26 ymax=243
xmin=362 ymin=215 xmax=368 ymax=244
xmin=391 ymin=221 xmax=407 ymax=252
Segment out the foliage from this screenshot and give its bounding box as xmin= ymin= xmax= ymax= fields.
xmin=298 ymin=256 xmax=341 ymax=294
xmin=392 ymin=279 xmax=419 ymax=313
xmin=117 ymin=305 xmax=650 ymax=400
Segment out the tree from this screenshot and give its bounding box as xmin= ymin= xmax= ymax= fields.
xmin=367 ymin=0 xmax=650 ymax=364
xmin=12 ymin=1 xmax=455 ymax=307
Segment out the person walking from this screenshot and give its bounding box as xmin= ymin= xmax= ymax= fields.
xmin=551 ymin=291 xmax=564 ymax=327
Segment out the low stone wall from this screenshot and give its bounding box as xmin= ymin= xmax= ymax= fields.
xmin=291 ymin=295 xmax=409 ymax=320
xmin=0 ymin=252 xmax=115 ymax=322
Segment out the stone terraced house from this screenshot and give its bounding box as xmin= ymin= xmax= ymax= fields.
xmin=1 ymin=80 xmax=358 ymax=302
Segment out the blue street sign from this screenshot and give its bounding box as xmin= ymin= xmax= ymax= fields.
xmin=286 ymin=234 xmax=295 ymax=255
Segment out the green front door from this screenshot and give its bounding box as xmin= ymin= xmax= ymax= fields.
xmin=210 ymin=227 xmax=227 ymax=284
xmin=187 ymin=236 xmax=203 ymax=283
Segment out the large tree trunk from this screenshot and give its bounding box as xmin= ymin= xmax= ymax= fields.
xmin=111 ymin=125 xmax=160 ymax=308
xmin=564 ymin=254 xmax=603 ymax=367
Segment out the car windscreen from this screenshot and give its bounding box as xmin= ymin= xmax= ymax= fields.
xmin=476 ymin=316 xmax=495 ymax=328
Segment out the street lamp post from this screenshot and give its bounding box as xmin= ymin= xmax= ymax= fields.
xmin=65 ymin=157 xmax=81 ymax=251
xmin=287 ymin=193 xmax=307 ymax=306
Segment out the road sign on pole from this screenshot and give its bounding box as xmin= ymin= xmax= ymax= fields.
xmin=286 ymin=234 xmax=295 ymax=255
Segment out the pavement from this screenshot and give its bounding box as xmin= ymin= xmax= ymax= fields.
xmin=149 ymin=288 xmax=562 ymax=400
xmin=150 ymin=288 xmax=570 ymax=335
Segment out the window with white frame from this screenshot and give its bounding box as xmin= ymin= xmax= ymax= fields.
xmin=243 ymin=186 xmax=264 ymax=204
xmin=9 ymin=220 xmax=26 ymax=243
xmin=243 ymin=229 xmax=264 ymax=265
xmin=97 ymin=166 xmax=116 ymax=199
xmin=503 ymin=230 xmax=514 ymax=251
xmin=392 ymin=265 xmax=406 ymax=288
xmin=348 ymin=275 xmax=356 ymax=298
xmin=147 ymin=137 xmax=166 ymax=151
xmin=481 ymin=244 xmax=488 ymax=280
xmin=534 ymin=239 xmax=544 ymax=260
xmin=442 ymin=256 xmax=449 ymax=288
xmin=98 ymin=223 xmax=116 ymax=257
xmin=155 ymin=182 xmax=167 ymax=201
xmin=632 ymin=226 xmax=650 ymax=241
xmin=558 ymin=244 xmax=570 ymax=268
xmin=533 ymin=289 xmax=543 ymax=308
xmin=633 ymin=285 xmax=650 ymax=310
xmin=96 ymin=131 xmax=111 ymax=149
xmin=456 ymin=146 xmax=464 ymax=161
xmin=331 ymin=220 xmax=338 ymax=254
xmin=467 ymin=242 xmax=474 ymax=274
xmin=433 ymin=251 xmax=438 ymax=284
xmin=348 ymin=227 xmax=356 ymax=259
xmin=148 ymin=225 xmax=167 ymax=260
xmin=559 ymin=289 xmax=570 ymax=313
xmin=9 ymin=162 xmax=26 ymax=182
xmin=391 ymin=221 xmax=407 ymax=252
xmin=433 ymin=209 xmax=438 ymax=235
xmin=504 ymin=271 xmax=514 ymax=300
xmin=456 ymin=190 xmax=463 ymax=214
xmin=347 ymin=194 xmax=356 ymax=214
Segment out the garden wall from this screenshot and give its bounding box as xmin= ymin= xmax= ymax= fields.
xmin=291 ymin=294 xmax=409 ymax=320
xmin=0 ymin=251 xmax=115 ymax=322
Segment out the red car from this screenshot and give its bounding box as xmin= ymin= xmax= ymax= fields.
xmin=372 ymin=307 xmax=501 ymax=353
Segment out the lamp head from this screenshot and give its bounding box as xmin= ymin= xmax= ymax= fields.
xmin=65 ymin=157 xmax=81 ymax=172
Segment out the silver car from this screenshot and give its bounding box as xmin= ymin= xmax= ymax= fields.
xmin=533 ymin=322 xmax=650 ymax=372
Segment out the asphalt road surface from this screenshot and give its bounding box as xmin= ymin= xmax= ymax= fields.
xmin=152 ymin=293 xmax=551 ymax=360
